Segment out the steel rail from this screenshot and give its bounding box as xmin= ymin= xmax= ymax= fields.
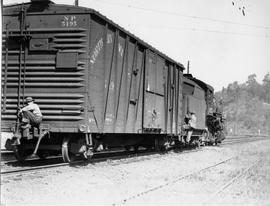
xmin=115 ymin=156 xmax=236 ymax=205
xmin=1 ymin=155 xmax=62 ymax=165
xmin=1 ymin=161 xmax=70 ymax=175
xmin=222 ymin=137 xmax=268 ymax=146
xmin=203 ymin=159 xmax=261 ymax=204
xmin=1 ymin=146 xmax=204 ymax=176
xmin=0 ymin=149 xmax=163 ymax=175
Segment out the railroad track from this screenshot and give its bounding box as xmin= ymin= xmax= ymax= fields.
xmin=222 ymin=135 xmax=268 ymax=145
xmin=0 ymin=149 xmax=163 ymax=175
xmin=1 ymin=146 xmax=204 ymax=175
xmin=1 ymin=135 xmax=267 ymax=162
xmin=114 ymin=156 xmax=237 ymax=205
xmin=224 ymin=135 xmax=269 ymax=141
xmin=114 ymin=147 xmax=265 ymax=205
xmin=1 ymin=135 xmax=268 ymax=175
xmin=202 ymin=159 xmax=262 ymax=204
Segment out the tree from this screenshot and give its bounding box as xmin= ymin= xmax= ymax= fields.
xmin=262 ymin=73 xmax=270 ymax=103
xmin=215 ymin=72 xmax=270 ymax=135
xmin=246 ymin=74 xmax=257 ymax=86
xmin=246 ymin=74 xmax=261 ymax=98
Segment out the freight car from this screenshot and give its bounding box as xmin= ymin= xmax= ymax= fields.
xmin=1 ymin=0 xmax=225 ymax=162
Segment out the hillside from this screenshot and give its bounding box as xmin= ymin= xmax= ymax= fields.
xmin=215 ymin=73 xmax=270 ymax=135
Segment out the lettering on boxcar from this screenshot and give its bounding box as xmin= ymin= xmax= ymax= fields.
xmin=107 ymin=34 xmax=113 ymax=44
xmin=90 ymin=34 xmax=123 ymax=64
xmin=118 ymin=43 xmax=124 ymax=57
xmin=105 ymin=114 xmax=114 ymax=124
xmin=152 ymin=109 xmax=157 ymax=122
xmin=109 ymin=81 xmax=115 ymax=90
xmin=104 ymin=80 xmax=114 ymax=90
xmin=61 ymin=16 xmax=77 ymax=27
xmin=89 ymin=118 xmax=95 ymax=124
xmin=90 ymin=38 xmax=103 ymax=64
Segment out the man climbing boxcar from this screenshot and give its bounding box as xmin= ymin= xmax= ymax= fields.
xmin=186 ymin=111 xmax=197 ymax=144
xmin=19 ymin=97 xmax=43 ymax=128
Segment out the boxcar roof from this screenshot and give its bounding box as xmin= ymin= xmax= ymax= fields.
xmin=3 ymin=1 xmax=185 ymax=71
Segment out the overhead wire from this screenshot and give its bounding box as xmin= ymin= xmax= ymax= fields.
xmin=133 ymin=25 xmax=270 ymax=39
xmin=89 ymin=0 xmax=270 ymax=39
xmin=91 ymin=0 xmax=270 ymax=30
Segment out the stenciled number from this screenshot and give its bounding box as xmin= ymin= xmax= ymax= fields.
xmin=61 ymin=16 xmax=77 ymax=27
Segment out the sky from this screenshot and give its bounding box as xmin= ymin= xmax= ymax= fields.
xmin=2 ymin=0 xmax=270 ymax=91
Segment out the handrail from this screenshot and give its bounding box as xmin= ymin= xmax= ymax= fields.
xmin=3 ymin=26 xmax=9 ymax=112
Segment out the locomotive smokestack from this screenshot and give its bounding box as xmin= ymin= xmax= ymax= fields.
xmin=187 ymin=60 xmax=190 ymax=74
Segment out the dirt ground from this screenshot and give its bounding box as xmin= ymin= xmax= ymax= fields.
xmin=1 ymin=138 xmax=270 ymax=206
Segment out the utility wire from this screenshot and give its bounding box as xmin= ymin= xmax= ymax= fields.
xmin=93 ymin=0 xmax=270 ymax=30
xmin=132 ymin=24 xmax=270 ymax=39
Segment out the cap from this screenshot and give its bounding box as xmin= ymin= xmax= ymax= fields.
xmin=25 ymin=97 xmax=34 ymax=103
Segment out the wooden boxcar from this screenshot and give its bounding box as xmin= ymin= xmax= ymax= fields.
xmin=2 ymin=0 xmax=185 ymax=161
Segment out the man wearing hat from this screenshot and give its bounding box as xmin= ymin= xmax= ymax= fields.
xmin=19 ymin=97 xmax=43 ymax=128
xmin=186 ymin=111 xmax=197 ymax=144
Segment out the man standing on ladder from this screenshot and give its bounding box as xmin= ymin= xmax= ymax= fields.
xmin=186 ymin=111 xmax=197 ymax=144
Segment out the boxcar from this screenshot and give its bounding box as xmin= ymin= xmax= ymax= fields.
xmin=2 ymin=0 xmax=185 ymax=162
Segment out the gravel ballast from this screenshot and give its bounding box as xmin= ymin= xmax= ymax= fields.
xmin=1 ymin=138 xmax=270 ymax=205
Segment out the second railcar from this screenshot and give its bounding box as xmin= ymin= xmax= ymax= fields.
xmin=2 ymin=0 xmax=185 ymax=162
xmin=181 ymin=74 xmax=225 ymax=145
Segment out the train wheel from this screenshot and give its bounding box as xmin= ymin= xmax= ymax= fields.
xmin=62 ymin=137 xmax=76 ymax=163
xmin=13 ymin=145 xmax=27 ymax=162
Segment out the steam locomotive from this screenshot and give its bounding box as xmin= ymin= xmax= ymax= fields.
xmin=1 ymin=0 xmax=226 ymax=162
